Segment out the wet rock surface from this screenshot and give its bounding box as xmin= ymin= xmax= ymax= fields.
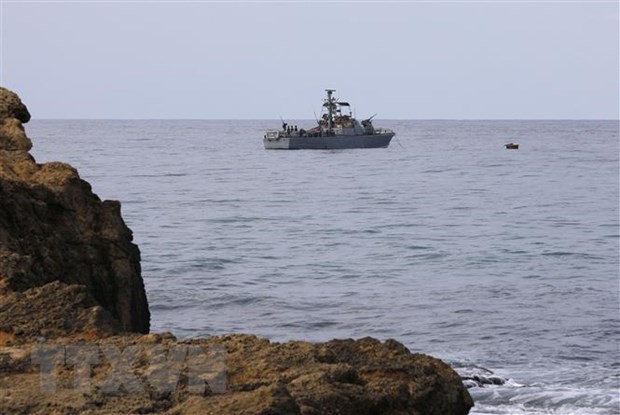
xmin=0 ymin=87 xmax=473 ymax=414
xmin=458 ymin=365 xmax=509 ymax=389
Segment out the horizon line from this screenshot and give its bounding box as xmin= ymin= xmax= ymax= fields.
xmin=27 ymin=118 xmax=620 ymax=122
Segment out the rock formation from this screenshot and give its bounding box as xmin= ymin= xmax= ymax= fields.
xmin=0 ymin=86 xmax=150 ymax=337
xmin=0 ymin=333 xmax=473 ymax=415
xmin=0 ymin=87 xmax=473 ymax=414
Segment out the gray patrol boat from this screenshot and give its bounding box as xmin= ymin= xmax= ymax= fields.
xmin=264 ymin=89 xmax=395 ymax=150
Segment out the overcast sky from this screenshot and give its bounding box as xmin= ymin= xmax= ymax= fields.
xmin=2 ymin=1 xmax=618 ymax=119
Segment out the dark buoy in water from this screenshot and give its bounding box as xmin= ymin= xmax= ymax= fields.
xmin=505 ymin=142 xmax=519 ymax=149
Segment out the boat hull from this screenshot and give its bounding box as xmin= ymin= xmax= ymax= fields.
xmin=264 ymin=133 xmax=394 ymax=150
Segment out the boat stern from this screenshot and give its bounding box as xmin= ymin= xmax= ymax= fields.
xmin=264 ymin=130 xmax=291 ymax=149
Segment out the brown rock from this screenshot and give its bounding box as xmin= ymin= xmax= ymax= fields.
xmin=178 ymin=384 xmax=300 ymax=415
xmin=0 ymin=118 xmax=32 ymax=151
xmin=0 ymin=334 xmax=473 ymax=415
xmin=0 ymin=86 xmax=150 ymax=335
xmin=0 ymin=281 xmax=120 ymax=343
xmin=0 ymin=86 xmax=31 ymax=123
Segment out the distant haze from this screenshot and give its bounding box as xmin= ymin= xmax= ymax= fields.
xmin=2 ymin=2 xmax=619 ymax=119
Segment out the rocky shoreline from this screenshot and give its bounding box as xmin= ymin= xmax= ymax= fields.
xmin=0 ymin=87 xmax=473 ymax=414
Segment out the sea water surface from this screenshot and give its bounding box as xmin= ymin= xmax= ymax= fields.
xmin=29 ymin=120 xmax=619 ymax=414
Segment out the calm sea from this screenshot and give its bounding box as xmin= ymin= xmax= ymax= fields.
xmin=29 ymin=120 xmax=619 ymax=414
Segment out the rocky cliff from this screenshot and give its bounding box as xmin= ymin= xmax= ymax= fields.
xmin=0 ymin=86 xmax=150 ymax=338
xmin=0 ymin=87 xmax=473 ymax=414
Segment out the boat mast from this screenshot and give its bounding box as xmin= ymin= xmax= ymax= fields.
xmin=325 ymin=89 xmax=335 ymax=131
